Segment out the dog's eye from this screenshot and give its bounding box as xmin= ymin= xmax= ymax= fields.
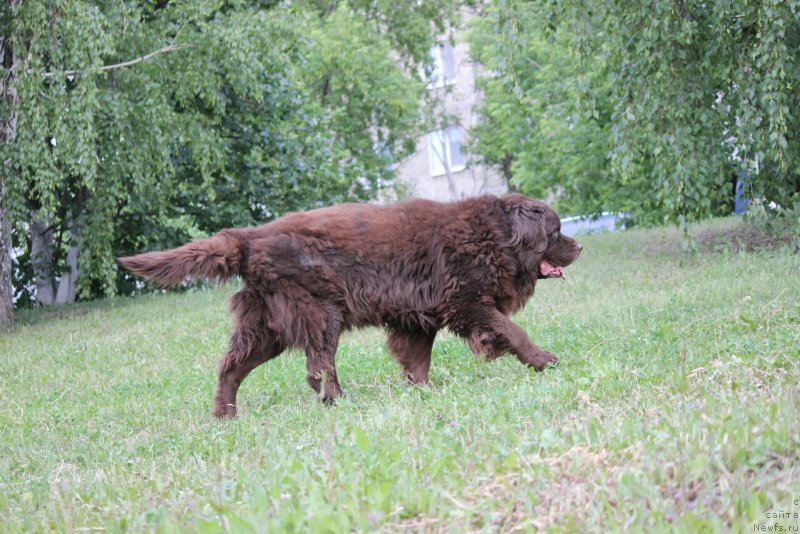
xmin=550 ymin=231 xmax=560 ymax=242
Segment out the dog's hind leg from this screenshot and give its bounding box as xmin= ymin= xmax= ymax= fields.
xmin=304 ymin=313 xmax=345 ymax=404
xmin=213 ymin=330 xmax=283 ymax=418
xmin=387 ymin=327 xmax=437 ymax=385
xmin=213 ymin=288 xmax=284 ymax=418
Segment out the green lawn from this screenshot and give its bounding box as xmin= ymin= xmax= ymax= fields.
xmin=1 ymin=218 xmax=798 ymax=532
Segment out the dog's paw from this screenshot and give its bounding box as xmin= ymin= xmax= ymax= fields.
xmin=530 ymin=351 xmax=559 ymax=372
xmin=320 ymin=386 xmax=346 ymax=406
xmin=212 ymin=403 xmax=238 ymax=419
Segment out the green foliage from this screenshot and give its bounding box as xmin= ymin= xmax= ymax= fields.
xmin=293 ymin=0 xmax=466 ymax=192
xmin=301 ymin=5 xmax=426 ymax=186
xmin=469 ymin=0 xmax=800 ymax=226
xmin=158 ymin=7 xmax=363 ymax=233
xmin=468 ymin=5 xmax=635 ymax=217
xmin=1 ymin=218 xmax=798 ymax=530
xmin=1 ymin=0 xmax=464 ymax=303
xmin=299 ymin=0 xmax=458 ymax=67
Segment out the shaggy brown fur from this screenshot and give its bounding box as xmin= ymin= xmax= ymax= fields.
xmin=118 ymin=194 xmax=582 ymax=417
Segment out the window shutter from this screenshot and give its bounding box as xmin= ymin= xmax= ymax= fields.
xmin=428 ymin=130 xmax=446 ymax=176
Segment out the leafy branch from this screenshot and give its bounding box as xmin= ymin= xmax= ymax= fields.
xmin=41 ymin=43 xmax=192 ymax=79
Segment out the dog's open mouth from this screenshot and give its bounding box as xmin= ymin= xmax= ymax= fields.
xmin=539 ymin=260 xmax=565 ymax=279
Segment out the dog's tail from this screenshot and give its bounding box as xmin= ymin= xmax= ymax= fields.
xmin=118 ymin=228 xmax=252 ymax=287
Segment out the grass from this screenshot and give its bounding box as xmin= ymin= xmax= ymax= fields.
xmin=1 ymin=217 xmax=798 ymax=532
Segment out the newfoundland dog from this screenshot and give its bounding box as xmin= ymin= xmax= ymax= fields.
xmin=119 ymin=194 xmax=582 ymax=417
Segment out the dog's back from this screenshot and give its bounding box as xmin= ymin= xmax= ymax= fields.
xmin=240 ymin=196 xmax=501 ymax=331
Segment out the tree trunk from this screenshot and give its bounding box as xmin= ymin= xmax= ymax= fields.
xmin=501 ymin=152 xmax=514 ymax=182
xmin=30 ymin=216 xmax=57 ymax=306
xmin=55 ymin=210 xmax=81 ymax=305
xmin=0 ymin=184 xmax=13 ymax=323
xmin=29 ymin=211 xmax=82 ymax=306
xmin=1 ymin=26 xmax=20 ymax=323
xmin=54 ymin=241 xmax=79 ymax=304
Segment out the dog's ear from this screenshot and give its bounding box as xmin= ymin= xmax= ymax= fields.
xmin=504 ymin=194 xmax=548 ymax=254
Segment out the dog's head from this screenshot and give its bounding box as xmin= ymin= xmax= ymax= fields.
xmin=503 ymin=194 xmax=582 ymax=279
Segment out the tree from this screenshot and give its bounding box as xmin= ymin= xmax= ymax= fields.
xmin=295 ymin=0 xmax=465 ymax=195
xmin=469 ymin=0 xmax=800 ymax=227
xmin=0 ymin=0 xmax=20 ymax=322
xmin=467 ymin=4 xmax=641 ymax=217
xmin=2 ymin=2 xmax=334 ymax=304
xmin=2 ymin=0 xmax=466 ymax=307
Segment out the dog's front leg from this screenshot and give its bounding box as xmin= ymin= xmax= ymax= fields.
xmin=494 ymin=311 xmax=559 ymax=370
xmin=456 ymin=307 xmax=559 ymax=371
xmin=387 ymin=327 xmax=437 ymax=385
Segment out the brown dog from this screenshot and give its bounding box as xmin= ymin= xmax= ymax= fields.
xmin=119 ymin=194 xmax=582 ymax=417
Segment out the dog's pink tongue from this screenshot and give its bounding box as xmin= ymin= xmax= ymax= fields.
xmin=540 ymin=260 xmax=565 ymax=279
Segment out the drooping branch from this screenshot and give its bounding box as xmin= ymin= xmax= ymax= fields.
xmin=41 ymin=43 xmax=192 ymax=78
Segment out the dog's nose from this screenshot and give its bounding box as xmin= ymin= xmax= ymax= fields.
xmin=577 ymin=243 xmax=584 ymax=251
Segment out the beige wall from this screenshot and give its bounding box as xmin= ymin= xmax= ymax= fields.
xmin=393 ymin=29 xmax=507 ymax=202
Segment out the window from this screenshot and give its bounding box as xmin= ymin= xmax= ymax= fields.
xmin=428 ymin=42 xmax=455 ymax=88
xmin=428 ymin=126 xmax=466 ymax=176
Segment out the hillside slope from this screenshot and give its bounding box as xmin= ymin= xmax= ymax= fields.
xmin=1 ymin=218 xmax=798 ymax=531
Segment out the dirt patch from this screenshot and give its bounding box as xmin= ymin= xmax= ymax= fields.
xmin=643 ymin=219 xmax=796 ymax=257
xmin=695 ymin=225 xmax=795 ymax=253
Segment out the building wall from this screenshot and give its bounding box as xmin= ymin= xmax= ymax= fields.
xmin=393 ymin=31 xmax=508 ymax=202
